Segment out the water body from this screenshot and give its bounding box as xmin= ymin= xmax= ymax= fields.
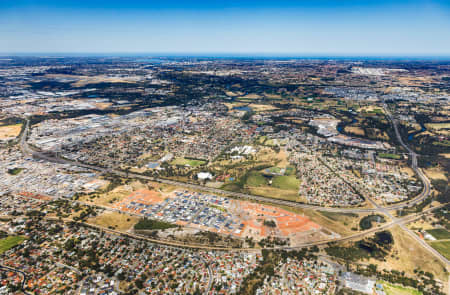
xmin=337 ymin=118 xmax=356 ymax=133
xmin=408 ymin=125 xmax=426 ymax=141
xmin=233 ymin=106 xmax=252 ymax=112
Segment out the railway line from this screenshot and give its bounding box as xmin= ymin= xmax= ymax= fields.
xmin=17 ymin=117 xmax=450 ymax=269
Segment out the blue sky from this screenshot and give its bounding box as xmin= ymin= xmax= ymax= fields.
xmin=1 ymin=0 xmax=449 ymax=55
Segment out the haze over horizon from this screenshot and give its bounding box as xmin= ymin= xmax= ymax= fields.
xmin=1 ymin=0 xmax=450 ymax=55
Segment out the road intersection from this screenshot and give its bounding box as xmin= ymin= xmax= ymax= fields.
xmin=18 ymin=117 xmax=449 ymax=270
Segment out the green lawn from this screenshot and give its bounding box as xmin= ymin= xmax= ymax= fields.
xmin=272 ymin=175 xmax=300 ymax=190
xmin=369 ymin=108 xmax=383 ymax=114
xmin=134 ymin=218 xmax=177 ymax=231
xmin=426 ymin=229 xmax=450 ymax=240
xmin=378 ymin=153 xmax=401 ymax=160
xmin=246 ymin=171 xmax=267 ymax=187
xmin=171 ymin=157 xmax=206 ymax=167
xmin=0 ymin=236 xmax=26 ymax=254
xmin=381 ymin=281 xmax=422 ymax=295
xmin=284 ymin=166 xmax=296 ymax=176
xmin=7 ymin=167 xmax=24 ymax=175
xmin=429 ymin=241 xmax=450 ymax=260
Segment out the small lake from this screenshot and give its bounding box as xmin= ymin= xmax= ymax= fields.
xmin=408 ymin=126 xmax=426 ymax=141
xmin=233 ymin=106 xmax=252 ymax=112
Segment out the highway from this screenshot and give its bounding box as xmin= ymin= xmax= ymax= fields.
xmin=43 ymin=203 xmax=447 ymax=252
xmin=19 ymin=117 xmax=430 ymax=215
xmin=17 ymin=117 xmax=450 ymax=270
xmin=381 ymin=102 xmax=432 ymax=211
xmin=380 ymin=103 xmax=449 ymax=269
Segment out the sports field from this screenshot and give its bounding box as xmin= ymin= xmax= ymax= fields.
xmin=171 ymin=157 xmax=206 ymax=167
xmin=0 ymin=236 xmax=25 ymax=254
xmin=272 ymin=175 xmax=300 ymax=190
xmin=378 ymin=153 xmax=402 ymax=160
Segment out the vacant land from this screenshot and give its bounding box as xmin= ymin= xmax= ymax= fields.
xmin=248 ymin=103 xmax=278 ymax=112
xmin=316 ymin=211 xmax=364 ymax=235
xmin=87 ymin=211 xmax=139 ymax=231
xmin=0 ymin=124 xmax=22 ymax=140
xmin=381 ymin=281 xmax=422 ymax=295
xmin=429 ymin=241 xmax=450 ymax=260
xmin=344 ymin=126 xmax=365 ymax=136
xmin=276 ymin=207 xmax=363 ymax=236
xmin=248 ymin=186 xmax=299 ymax=202
xmin=79 ymin=181 xmax=148 ymax=206
xmin=359 ymin=106 xmax=385 ymax=114
xmin=0 ymin=236 xmax=25 ymax=254
xmin=424 ymin=167 xmax=448 ymax=181
xmin=71 ymin=75 xmax=138 ymax=87
xmin=425 ymin=123 xmax=450 ymax=131
xmin=400 ymin=166 xmax=415 ymax=177
xmin=171 ymin=157 xmax=206 ymax=167
xmin=240 ymin=93 xmax=261 ymax=99
xmin=368 ymin=226 xmax=447 ymax=281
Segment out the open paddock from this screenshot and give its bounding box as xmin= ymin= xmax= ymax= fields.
xmin=0 ymin=124 xmax=22 ymax=140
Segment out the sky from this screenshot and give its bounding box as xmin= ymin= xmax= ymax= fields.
xmin=1 ymin=0 xmax=450 ymax=56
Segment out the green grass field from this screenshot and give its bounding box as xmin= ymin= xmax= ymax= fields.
xmin=272 ymin=175 xmax=300 ymax=190
xmin=381 ymin=281 xmax=422 ymax=295
xmin=246 ymin=171 xmax=267 ymax=186
xmin=369 ymin=108 xmax=383 ymax=114
xmin=426 ymin=229 xmax=450 ymax=240
xmin=285 ymin=166 xmax=295 ymax=176
xmin=134 ymin=218 xmax=177 ymax=231
xmin=171 ymin=157 xmax=206 ymax=167
xmin=429 ymin=241 xmax=450 ymax=260
xmin=7 ymin=167 xmax=24 ymax=175
xmin=0 ymin=236 xmax=25 ymax=254
xmin=378 ymin=153 xmax=401 ymax=160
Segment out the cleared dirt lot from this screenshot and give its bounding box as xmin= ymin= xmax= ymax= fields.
xmin=87 ymin=211 xmax=139 ymax=231
xmin=0 ymin=124 xmax=22 ymax=140
xmin=424 ymin=167 xmax=448 ymax=181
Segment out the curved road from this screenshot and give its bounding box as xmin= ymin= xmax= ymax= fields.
xmin=18 ymin=117 xmax=449 ymax=269
xmin=381 ymin=102 xmax=432 ymax=211
xmin=19 ymin=118 xmax=429 ymax=214
xmin=0 ymin=264 xmax=32 ymax=295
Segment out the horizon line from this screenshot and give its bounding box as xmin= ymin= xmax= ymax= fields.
xmin=2 ymin=52 xmax=450 ymax=60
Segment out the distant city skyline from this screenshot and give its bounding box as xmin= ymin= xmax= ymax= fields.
xmin=1 ymin=0 xmax=450 ymax=55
